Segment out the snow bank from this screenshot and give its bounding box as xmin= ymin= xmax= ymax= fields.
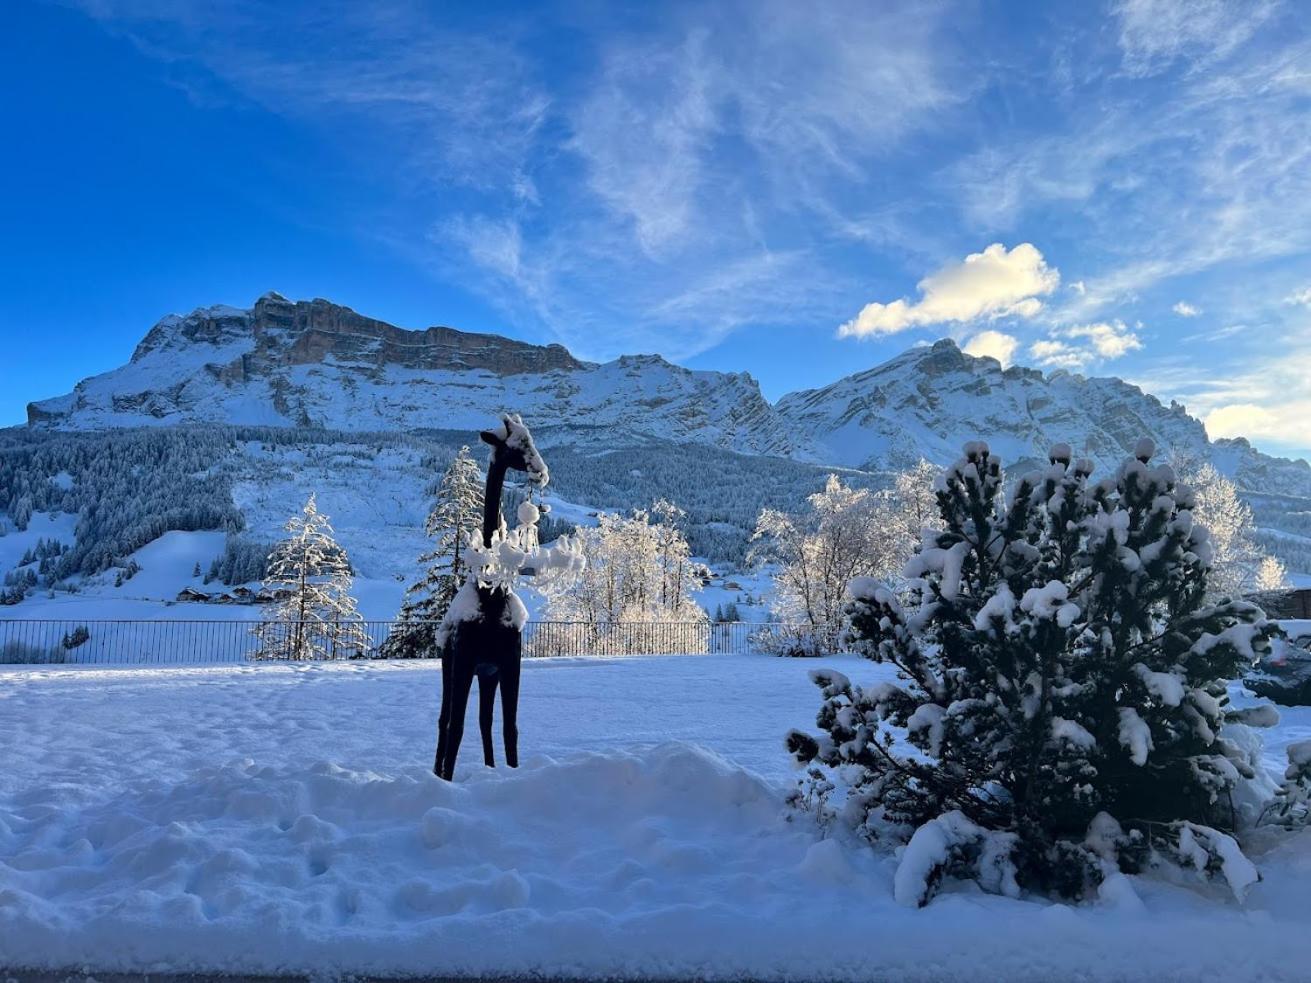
xmin=2 ymin=659 xmax=1311 ymax=980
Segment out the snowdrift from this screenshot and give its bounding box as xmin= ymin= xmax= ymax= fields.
xmin=2 ymin=658 xmax=1311 ymax=980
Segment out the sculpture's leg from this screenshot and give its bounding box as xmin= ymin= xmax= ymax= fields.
xmin=500 ymin=646 xmax=522 ymax=769
xmin=478 ymin=668 xmax=499 ymax=767
xmin=434 ymin=643 xmax=454 ymax=776
xmin=439 ymin=656 xmax=477 ymax=781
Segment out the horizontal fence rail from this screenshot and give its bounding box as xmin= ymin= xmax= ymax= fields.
xmin=0 ymin=619 xmax=836 ymax=665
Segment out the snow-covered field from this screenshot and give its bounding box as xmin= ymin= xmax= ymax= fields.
xmin=1 ymin=509 xmax=777 ymax=626
xmin=2 ymin=654 xmax=1311 ymax=981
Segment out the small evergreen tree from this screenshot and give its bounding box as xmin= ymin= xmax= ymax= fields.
xmin=253 ymin=494 xmax=369 ymax=660
xmin=788 ymin=440 xmax=1279 ymax=905
xmin=381 ymin=447 xmax=483 ymax=659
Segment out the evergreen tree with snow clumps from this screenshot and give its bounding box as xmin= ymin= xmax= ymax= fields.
xmin=254 ymin=494 xmax=370 ymax=660
xmin=382 ymin=446 xmax=483 ymax=659
xmin=787 ymin=440 xmax=1279 ymax=906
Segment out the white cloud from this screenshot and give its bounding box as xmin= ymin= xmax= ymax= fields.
xmin=951 ymin=29 xmax=1311 ymax=336
xmin=838 ymin=243 xmax=1059 ymax=338
xmin=1140 ymin=330 xmax=1311 ymax=460
xmin=1172 ymin=301 xmax=1201 ymax=317
xmin=568 ymin=33 xmax=718 ymax=255
xmin=1205 ymin=396 xmax=1311 ymax=456
xmin=1029 ymin=320 xmax=1143 ymax=370
xmin=1114 ymin=0 xmax=1276 ymax=77
xmin=962 ymin=330 xmax=1019 ymax=367
xmin=568 ymin=2 xmax=955 ymax=258
xmin=1182 ymin=323 xmax=1245 ymax=343
xmin=1205 ymin=403 xmax=1280 ymax=439
xmin=1029 ymin=339 xmax=1088 ymax=371
xmin=1065 ymin=320 xmax=1144 ymax=359
xmin=1286 ymin=287 xmax=1311 ymax=307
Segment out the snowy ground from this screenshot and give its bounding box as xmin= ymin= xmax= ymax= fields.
xmin=2 ymin=654 xmax=1311 ymax=981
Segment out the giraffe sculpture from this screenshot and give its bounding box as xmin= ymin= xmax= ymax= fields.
xmin=433 ymin=413 xmax=578 ymax=781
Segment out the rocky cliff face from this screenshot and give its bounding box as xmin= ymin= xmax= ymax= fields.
xmin=26 ymin=294 xmax=1311 ymax=497
xmin=130 ymin=293 xmax=585 ymax=376
xmin=27 ymin=293 xmax=793 ymax=456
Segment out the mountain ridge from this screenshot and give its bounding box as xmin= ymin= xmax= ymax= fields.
xmin=25 ymin=293 xmax=1311 ymax=497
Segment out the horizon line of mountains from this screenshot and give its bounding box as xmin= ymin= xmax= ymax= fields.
xmin=23 ymin=291 xmax=1311 ymax=497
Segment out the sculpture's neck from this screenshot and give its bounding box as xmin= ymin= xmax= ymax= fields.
xmin=483 ymin=455 xmax=509 ymax=548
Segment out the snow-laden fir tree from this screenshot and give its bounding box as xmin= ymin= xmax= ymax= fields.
xmin=381 ymin=446 xmax=483 ymax=659
xmin=253 ymin=494 xmax=370 ymax=660
xmin=787 ymin=440 xmax=1279 ymax=906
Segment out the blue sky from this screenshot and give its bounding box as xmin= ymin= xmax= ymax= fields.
xmin=3 ymin=0 xmax=1310 ymax=460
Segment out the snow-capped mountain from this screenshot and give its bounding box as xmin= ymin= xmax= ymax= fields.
xmin=775 ymin=339 xmax=1311 ymax=494
xmin=27 ymin=292 xmax=792 ymax=456
xmin=24 ymin=293 xmax=1311 ymax=496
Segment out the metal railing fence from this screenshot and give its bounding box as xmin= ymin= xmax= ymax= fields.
xmin=0 ymin=618 xmax=829 ymax=665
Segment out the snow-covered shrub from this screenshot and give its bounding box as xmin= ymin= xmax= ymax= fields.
xmin=752 ymin=474 xmax=905 ymax=652
xmin=1263 ymin=741 xmax=1311 ymax=828
xmin=0 ymin=641 xmax=65 ymax=664
xmin=787 ymin=440 xmax=1279 ymax=905
xmin=540 ymin=505 xmax=704 ymax=652
xmin=61 ymin=625 xmax=90 ymax=650
xmin=750 ymin=622 xmax=832 ymax=658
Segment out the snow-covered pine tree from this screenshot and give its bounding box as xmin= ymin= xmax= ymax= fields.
xmin=381 ymin=447 xmax=483 ymax=659
xmin=787 ymin=440 xmax=1279 ymax=905
xmin=253 ymin=494 xmax=370 ymax=661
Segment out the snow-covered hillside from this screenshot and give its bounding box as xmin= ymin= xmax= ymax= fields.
xmin=5 ymin=292 xmax=1311 ymax=615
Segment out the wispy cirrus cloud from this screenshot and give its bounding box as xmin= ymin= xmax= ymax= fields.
xmin=76 ymin=0 xmax=552 ymax=196
xmin=1113 ymin=0 xmax=1279 ymax=76
xmin=76 ymin=0 xmax=962 ymax=364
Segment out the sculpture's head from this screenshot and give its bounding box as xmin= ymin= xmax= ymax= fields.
xmin=481 ymin=413 xmax=549 ymax=486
